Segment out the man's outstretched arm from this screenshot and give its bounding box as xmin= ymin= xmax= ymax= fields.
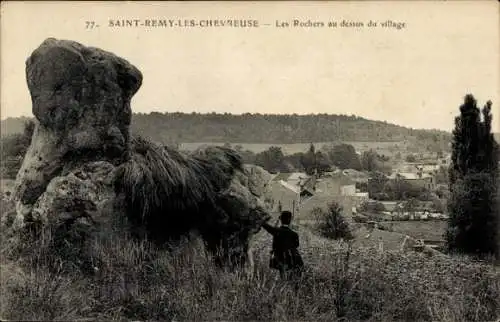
xmin=261 ymin=220 xmax=278 ymax=236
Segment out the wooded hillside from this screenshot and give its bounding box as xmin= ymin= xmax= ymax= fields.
xmin=2 ymin=112 xmax=453 ymax=150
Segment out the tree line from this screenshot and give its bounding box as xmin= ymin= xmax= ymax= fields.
xmin=231 ymin=142 xmax=393 ymax=175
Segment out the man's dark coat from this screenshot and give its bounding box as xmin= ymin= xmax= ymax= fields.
xmin=262 ymin=223 xmax=304 ymax=272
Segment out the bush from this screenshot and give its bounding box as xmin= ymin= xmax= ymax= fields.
xmin=406 ymin=154 xmax=417 ymax=162
xmin=353 ymin=213 xmax=369 ymax=223
xmin=377 ymin=222 xmax=394 ymax=232
xmin=314 ymin=202 xmax=354 ymax=241
xmin=359 ymin=201 xmax=386 ymax=213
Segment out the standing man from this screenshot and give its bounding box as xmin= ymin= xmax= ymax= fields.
xmin=262 ymin=210 xmax=304 ymax=281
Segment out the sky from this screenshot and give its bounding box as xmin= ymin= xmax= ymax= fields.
xmin=1 ymin=1 xmax=499 ymax=132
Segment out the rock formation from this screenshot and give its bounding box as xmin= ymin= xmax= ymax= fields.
xmin=12 ymin=38 xmax=271 ymax=269
xmin=14 ymin=38 xmax=142 ymax=224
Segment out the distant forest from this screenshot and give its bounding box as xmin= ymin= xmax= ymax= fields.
xmin=1 ymin=112 xmax=454 ymax=148
xmin=131 ymin=112 xmax=452 ymax=147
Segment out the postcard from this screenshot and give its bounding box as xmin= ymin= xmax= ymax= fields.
xmin=1 ymin=1 xmax=499 ymax=321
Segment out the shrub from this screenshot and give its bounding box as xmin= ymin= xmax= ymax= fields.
xmin=314 ymin=202 xmax=354 ymax=241
xmin=377 ymin=222 xmax=394 ymax=232
xmin=353 ymin=213 xmax=369 ymax=223
xmin=359 ymin=201 xmax=386 ymax=213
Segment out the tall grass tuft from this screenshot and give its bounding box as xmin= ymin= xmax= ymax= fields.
xmin=114 ymin=135 xmax=245 ymax=243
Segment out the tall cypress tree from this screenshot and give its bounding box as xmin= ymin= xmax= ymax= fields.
xmin=446 ymin=94 xmax=499 ymax=258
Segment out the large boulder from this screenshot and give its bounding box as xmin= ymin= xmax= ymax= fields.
xmin=238 ymin=164 xmax=273 ymax=198
xmin=206 ymin=166 xmax=272 ymax=266
xmin=30 ymin=162 xmax=122 ymax=271
xmin=30 ymin=161 xmax=117 ymax=227
xmin=11 ymin=38 xmax=271 ymax=270
xmin=13 ymin=38 xmax=142 ymax=224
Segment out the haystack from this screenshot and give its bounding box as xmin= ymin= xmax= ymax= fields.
xmin=115 ymin=137 xmax=271 ymax=266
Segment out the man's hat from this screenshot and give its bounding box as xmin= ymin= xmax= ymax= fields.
xmin=280 ymin=210 xmax=292 ymax=223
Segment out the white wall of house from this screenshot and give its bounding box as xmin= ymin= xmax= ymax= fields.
xmin=355 ymin=192 xmax=369 ymax=198
xmin=269 ymin=181 xmax=299 ymax=213
xmin=315 ymin=178 xmax=342 ymax=195
xmin=340 ymin=184 xmax=356 ymax=196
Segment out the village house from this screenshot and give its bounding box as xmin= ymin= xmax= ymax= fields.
xmin=339 ymin=183 xmax=369 ymax=207
xmin=378 ymin=199 xmax=448 ymax=221
xmin=388 ymin=170 xmax=436 ymax=191
xmin=268 ymin=172 xmax=318 ymax=213
xmin=268 ymin=172 xmax=307 ymax=214
xmin=342 ymin=169 xmax=370 ymax=184
xmin=268 ymin=171 xmax=355 ymax=220
xmin=271 ymin=172 xmax=309 ymax=187
xmin=340 ymin=184 xmax=356 ymax=196
xmin=316 ymin=172 xmax=353 ymax=195
xmin=439 ymin=154 xmax=452 ymax=167
xmin=395 ymin=162 xmax=440 ymax=176
xmin=415 ymin=163 xmax=440 ymax=175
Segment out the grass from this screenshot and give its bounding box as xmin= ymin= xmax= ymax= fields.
xmin=389 ymin=220 xmax=448 ymax=241
xmin=0 ymin=179 xmax=15 ymax=197
xmin=1 ymin=197 xmax=499 ymax=321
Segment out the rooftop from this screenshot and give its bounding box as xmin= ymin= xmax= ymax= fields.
xmin=272 ymin=173 xmax=291 ymax=182
xmin=272 ymin=172 xmax=309 ymax=182
xmin=301 ymin=175 xmax=317 ymax=192
xmin=278 ymin=180 xmax=300 ymax=194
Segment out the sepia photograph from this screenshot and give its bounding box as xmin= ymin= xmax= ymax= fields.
xmin=0 ymin=1 xmax=499 ymax=321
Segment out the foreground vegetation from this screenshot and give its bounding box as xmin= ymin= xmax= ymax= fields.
xmin=388 ymin=220 xmax=448 ymax=241
xmin=1 ymin=199 xmax=498 ymax=321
